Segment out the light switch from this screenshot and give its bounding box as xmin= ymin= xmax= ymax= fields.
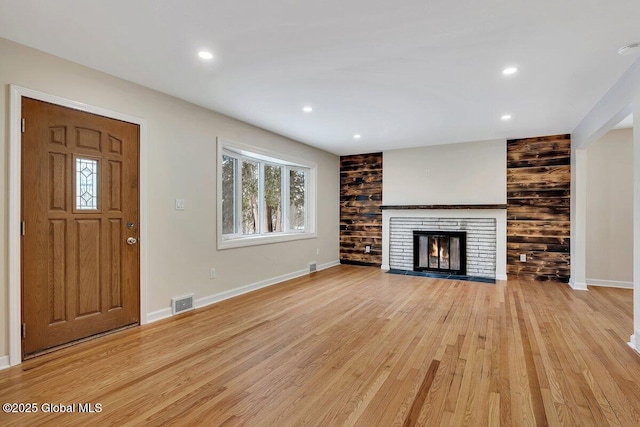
xmin=175 ymin=199 xmax=185 ymax=210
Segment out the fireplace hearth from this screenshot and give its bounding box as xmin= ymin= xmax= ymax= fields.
xmin=413 ymin=231 xmax=466 ymax=275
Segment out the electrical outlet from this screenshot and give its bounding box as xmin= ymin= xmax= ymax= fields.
xmin=365 ymin=245 xmax=371 ymax=253
xmin=175 ymin=199 xmax=185 ymax=210
xmin=520 ymin=254 xmax=527 ymax=262
xmin=209 ymin=268 xmax=216 ymax=279
xmin=316 ymin=248 xmax=320 ymax=255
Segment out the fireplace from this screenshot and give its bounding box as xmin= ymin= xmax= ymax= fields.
xmin=413 ymin=231 xmax=466 ymax=275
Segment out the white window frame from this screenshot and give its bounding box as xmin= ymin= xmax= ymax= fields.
xmin=217 ymin=137 xmax=317 ymax=249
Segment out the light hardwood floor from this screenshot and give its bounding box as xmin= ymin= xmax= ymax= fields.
xmin=1 ymin=265 xmax=639 ymax=426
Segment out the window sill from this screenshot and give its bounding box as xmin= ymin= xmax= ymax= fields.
xmin=218 ymin=231 xmax=317 ymax=250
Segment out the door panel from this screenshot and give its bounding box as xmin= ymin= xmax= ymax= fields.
xmin=22 ymin=97 xmax=140 ymax=357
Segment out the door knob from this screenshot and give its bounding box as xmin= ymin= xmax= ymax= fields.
xmin=127 ymin=237 xmax=137 ymax=245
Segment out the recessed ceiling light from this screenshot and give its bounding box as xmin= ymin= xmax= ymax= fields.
xmin=618 ymin=42 xmax=640 ymax=56
xmin=501 ymin=114 xmax=512 ymax=121
xmin=353 ymin=134 xmax=361 ymax=139
xmin=502 ymin=66 xmax=518 ymax=76
xmin=303 ymin=106 xmax=313 ymax=113
xmin=198 ymin=51 xmax=213 ymax=60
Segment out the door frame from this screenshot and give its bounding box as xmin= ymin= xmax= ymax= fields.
xmin=8 ymin=85 xmax=149 ymax=366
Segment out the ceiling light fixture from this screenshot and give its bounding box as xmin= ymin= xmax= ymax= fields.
xmin=502 ymin=66 xmax=518 ymax=76
xmin=618 ymin=42 xmax=640 ymax=56
xmin=353 ymin=134 xmax=361 ymax=139
xmin=198 ymin=51 xmax=213 ymax=60
xmin=303 ymin=106 xmax=313 ymax=113
xmin=501 ymin=114 xmax=512 ymax=121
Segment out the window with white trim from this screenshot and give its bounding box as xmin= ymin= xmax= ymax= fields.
xmin=217 ymin=138 xmax=316 ymax=249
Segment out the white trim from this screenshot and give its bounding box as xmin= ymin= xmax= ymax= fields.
xmin=630 ymin=331 xmax=640 ymax=354
xmin=146 ymin=308 xmax=172 ymax=323
xmin=586 ymin=278 xmax=634 ymax=289
xmin=570 ymin=147 xmax=588 ymax=295
xmin=8 ymin=86 xmax=22 ymax=367
xmin=216 ymin=137 xmax=318 ymax=250
xmin=218 ymin=231 xmax=318 ymax=249
xmin=381 ymin=264 xmax=390 ymax=271
xmin=8 ymin=85 xmax=149 ymax=366
xmin=146 ymin=260 xmax=340 ymax=323
xmin=572 ymin=57 xmax=640 ymax=149
xmin=568 ymin=279 xmax=588 ymax=291
xmin=571 ymin=57 xmax=640 ymax=352
xmin=0 ymin=356 xmax=10 ymax=371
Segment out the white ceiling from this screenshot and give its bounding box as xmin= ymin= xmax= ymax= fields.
xmin=0 ymin=0 xmax=638 ymax=155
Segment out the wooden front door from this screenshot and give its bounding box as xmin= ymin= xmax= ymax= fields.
xmin=21 ymin=97 xmax=140 ymax=357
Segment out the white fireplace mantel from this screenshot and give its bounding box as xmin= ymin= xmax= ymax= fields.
xmin=382 ymin=208 xmax=508 ymax=281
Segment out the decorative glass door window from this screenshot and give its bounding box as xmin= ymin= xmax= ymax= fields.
xmin=76 ymin=157 xmax=99 ymax=210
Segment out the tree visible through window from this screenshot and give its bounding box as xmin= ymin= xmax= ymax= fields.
xmin=221 ymin=155 xmax=236 ymax=234
xmin=221 ymin=147 xmax=310 ymax=240
xmin=264 ymin=164 xmax=282 ymax=232
xmin=241 ymin=160 xmax=258 ymax=234
xmin=289 ymin=169 xmax=305 ymax=230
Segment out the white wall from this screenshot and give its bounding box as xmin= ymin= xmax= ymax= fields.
xmin=572 ymin=56 xmax=640 ymax=350
xmin=586 ymin=128 xmax=633 ymax=286
xmin=381 ymin=139 xmax=507 ymax=280
xmin=0 ymin=37 xmax=340 ymax=361
xmin=382 ymin=139 xmax=506 ymax=205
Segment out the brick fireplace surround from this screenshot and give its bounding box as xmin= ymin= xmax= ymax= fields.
xmin=381 ymin=206 xmax=508 ymax=281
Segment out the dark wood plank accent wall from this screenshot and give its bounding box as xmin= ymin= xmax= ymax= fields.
xmin=340 ymin=152 xmax=383 ymax=266
xmin=507 ymin=134 xmax=571 ymax=282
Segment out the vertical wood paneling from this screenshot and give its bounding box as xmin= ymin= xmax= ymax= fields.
xmin=507 ymin=134 xmax=570 ymax=282
xmin=340 ymin=152 xmax=383 ymax=266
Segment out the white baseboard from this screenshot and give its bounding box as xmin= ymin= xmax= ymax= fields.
xmin=318 ymin=260 xmax=341 ymax=271
xmin=147 ymin=307 xmax=172 ymax=323
xmin=147 ymin=260 xmax=340 ymax=323
xmin=586 ymin=278 xmax=633 ymax=289
xmin=629 ymin=331 xmax=640 ymax=354
xmin=569 ymin=278 xmax=588 ymax=291
xmin=0 ymin=355 xmax=10 ymax=370
xmin=496 ymin=274 xmax=508 ymax=281
xmin=381 ymin=264 xmax=390 ymax=271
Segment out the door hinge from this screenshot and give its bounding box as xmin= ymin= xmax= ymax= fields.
xmin=21 ymin=221 xmax=25 ymax=236
xmin=21 ymin=118 xmax=25 ymax=133
xmin=22 ymin=323 xmax=26 ymax=339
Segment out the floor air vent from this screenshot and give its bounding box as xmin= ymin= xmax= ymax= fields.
xmin=171 ymin=294 xmax=194 ymax=315
xmin=309 ymin=262 xmax=317 ymax=273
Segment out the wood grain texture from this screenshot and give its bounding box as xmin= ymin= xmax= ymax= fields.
xmin=381 ymin=204 xmax=507 ymax=210
xmin=507 ymin=134 xmax=571 ymax=283
xmin=1 ymin=265 xmax=638 ymax=426
xmin=340 ymin=153 xmax=382 ymax=266
xmin=21 ymin=98 xmax=140 ymax=357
